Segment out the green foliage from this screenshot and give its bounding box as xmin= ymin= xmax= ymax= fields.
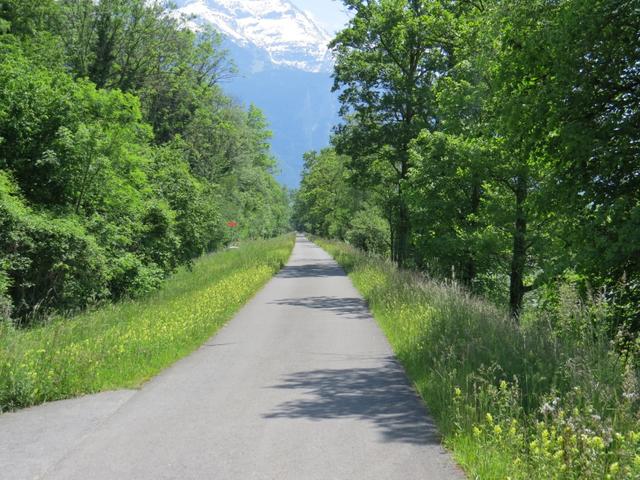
xmin=0 ymin=171 xmax=109 ymax=323
xmin=323 ymin=0 xmax=639 ymax=322
xmin=345 ymin=204 xmax=390 ymax=257
xmin=408 ymin=131 xmax=492 ymax=285
xmin=293 ymin=149 xmax=356 ymax=238
xmin=0 ymin=235 xmax=294 ymax=411
xmin=330 ymin=0 xmax=458 ymax=266
xmin=0 ymin=1 xmax=290 ymax=324
xmin=319 ymin=238 xmax=640 ymax=479
xmin=149 ymin=140 xmax=223 ymax=262
xmin=293 ymin=148 xmax=390 ymax=256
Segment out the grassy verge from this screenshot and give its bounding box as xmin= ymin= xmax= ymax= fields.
xmin=316 ymin=238 xmax=640 ymax=479
xmin=0 ymin=234 xmax=294 ymax=412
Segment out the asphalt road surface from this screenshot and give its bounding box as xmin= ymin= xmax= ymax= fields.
xmin=0 ymin=235 xmax=463 ymax=480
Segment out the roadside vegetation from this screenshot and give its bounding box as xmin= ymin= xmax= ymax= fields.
xmin=0 ymin=235 xmax=294 ymax=412
xmin=296 ymin=3 xmax=639 ymax=476
xmin=318 ymin=238 xmax=640 ymax=479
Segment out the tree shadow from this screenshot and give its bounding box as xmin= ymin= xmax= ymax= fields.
xmin=276 ymin=262 xmax=345 ymax=278
xmin=263 ymin=359 xmax=441 ymax=445
xmin=271 ymin=296 xmax=371 ymax=320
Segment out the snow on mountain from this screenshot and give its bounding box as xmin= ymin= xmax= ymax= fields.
xmin=174 ymin=0 xmax=333 ymax=73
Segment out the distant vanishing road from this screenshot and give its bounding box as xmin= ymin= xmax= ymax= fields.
xmin=0 ymin=235 xmax=463 ymax=480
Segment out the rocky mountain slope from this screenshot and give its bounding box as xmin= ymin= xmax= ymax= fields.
xmin=175 ymin=0 xmax=333 ymax=73
xmin=173 ymin=0 xmax=340 ymax=187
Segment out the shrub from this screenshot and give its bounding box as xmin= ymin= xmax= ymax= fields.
xmin=0 ymin=265 xmax=11 ymax=321
xmin=345 ymin=204 xmax=390 ymax=256
xmin=0 ymin=172 xmax=109 ymax=323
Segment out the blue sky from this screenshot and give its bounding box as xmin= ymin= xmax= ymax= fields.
xmin=290 ymin=0 xmax=351 ymax=33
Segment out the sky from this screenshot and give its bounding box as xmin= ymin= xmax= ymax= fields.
xmin=290 ymin=0 xmax=351 ymax=33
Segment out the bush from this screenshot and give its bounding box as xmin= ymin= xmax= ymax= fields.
xmin=0 ymin=265 xmax=11 ymax=321
xmin=0 ymin=29 xmax=291 ymax=325
xmin=0 ymin=173 xmax=110 ymax=323
xmin=345 ymin=204 xmax=390 ymax=256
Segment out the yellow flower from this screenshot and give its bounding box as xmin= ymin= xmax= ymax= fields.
xmin=486 ymin=413 xmax=494 ymax=425
xmin=454 ymin=387 xmax=462 ymax=397
xmin=591 ymin=436 xmax=605 ymax=450
xmin=609 ymin=463 xmax=620 ymax=475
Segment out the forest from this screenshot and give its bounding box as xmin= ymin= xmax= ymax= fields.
xmin=0 ymin=0 xmax=290 ymax=326
xmin=294 ymin=0 xmax=639 ymax=326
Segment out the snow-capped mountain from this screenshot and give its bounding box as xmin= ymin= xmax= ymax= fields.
xmin=174 ymin=0 xmax=333 ymax=73
xmin=171 ymin=0 xmax=341 ymax=187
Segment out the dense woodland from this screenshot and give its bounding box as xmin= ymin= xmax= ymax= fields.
xmin=294 ymin=0 xmax=639 ymax=327
xmin=0 ymin=0 xmax=290 ymax=325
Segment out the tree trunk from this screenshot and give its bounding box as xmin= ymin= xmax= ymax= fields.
xmin=90 ymin=3 xmax=119 ymax=88
xmin=509 ymin=174 xmax=528 ymax=319
xmin=396 ymin=197 xmax=410 ymax=268
xmin=393 ymin=153 xmax=411 ymax=268
xmin=462 ymin=174 xmax=482 ymax=286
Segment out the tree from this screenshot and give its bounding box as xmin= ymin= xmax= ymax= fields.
xmin=0 ymin=4 xmax=289 ymax=323
xmin=293 ymin=149 xmax=357 ymax=238
xmin=533 ymin=0 xmax=640 ymax=327
xmin=330 ymin=0 xmax=452 ymax=266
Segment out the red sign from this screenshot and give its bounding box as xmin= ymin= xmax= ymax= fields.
xmin=226 ymin=221 xmax=238 ymax=228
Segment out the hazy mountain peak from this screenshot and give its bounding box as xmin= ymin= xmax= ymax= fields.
xmin=175 ymin=0 xmax=333 ymax=72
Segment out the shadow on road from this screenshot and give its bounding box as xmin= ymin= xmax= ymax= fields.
xmin=263 ymin=359 xmax=441 ymax=445
xmin=271 ymin=296 xmax=370 ymax=320
xmin=277 ymin=262 xmax=345 ymax=278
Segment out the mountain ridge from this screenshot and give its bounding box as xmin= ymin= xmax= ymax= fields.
xmin=172 ymin=0 xmax=340 ymax=187
xmin=175 ymin=0 xmax=333 ymax=73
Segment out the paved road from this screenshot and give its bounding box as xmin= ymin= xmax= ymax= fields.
xmin=0 ymin=235 xmax=463 ymax=480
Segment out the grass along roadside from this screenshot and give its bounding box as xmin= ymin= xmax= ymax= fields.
xmin=315 ymin=238 xmax=640 ymax=479
xmin=0 ymin=234 xmax=295 ymax=412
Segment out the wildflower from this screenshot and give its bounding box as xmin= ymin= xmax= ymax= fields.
xmin=540 ymin=402 xmax=555 ymax=415
xmin=454 ymin=387 xmax=462 ymax=397
xmin=494 ymin=425 xmax=502 ymax=436
xmin=591 ymin=436 xmax=605 ymax=450
xmin=609 ymin=463 xmax=620 ymax=475
xmin=473 ymin=426 xmax=482 ymax=437
xmin=486 ymin=413 xmax=493 ymax=425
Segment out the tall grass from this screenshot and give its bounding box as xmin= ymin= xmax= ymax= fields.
xmin=0 ymin=235 xmax=294 ymax=412
xmin=317 ymin=238 xmax=640 ymax=479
